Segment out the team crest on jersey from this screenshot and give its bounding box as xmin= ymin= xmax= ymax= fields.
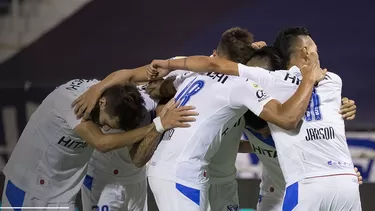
xmin=256 ymin=89 xmax=269 ymax=102
xmin=293 ymin=71 xmax=302 ymax=78
xmin=227 ymin=204 xmax=239 ymax=211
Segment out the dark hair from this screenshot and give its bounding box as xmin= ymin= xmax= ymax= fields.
xmin=243 ymin=110 xmax=268 ymax=130
xmin=273 ymin=27 xmax=311 ymax=67
xmin=102 ymin=83 xmax=146 ymax=131
xmin=247 ymin=46 xmax=284 ymax=70
xmin=216 ymin=27 xmax=255 ymax=64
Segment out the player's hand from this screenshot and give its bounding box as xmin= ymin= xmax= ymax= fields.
xmin=251 ymin=41 xmax=267 ymax=49
xmin=355 ymin=167 xmax=363 ymax=185
xmin=300 ymin=62 xmax=327 ymax=83
xmin=339 ymin=97 xmax=356 ymax=120
xmin=71 ymin=84 xmax=102 ymax=120
xmin=148 ymin=60 xmax=171 ymax=80
xmin=159 ymin=98 xmax=198 ymax=130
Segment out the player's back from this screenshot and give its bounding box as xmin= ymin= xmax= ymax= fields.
xmin=244 ymin=66 xmax=353 ymax=185
xmin=3 ymin=79 xmax=98 ymax=202
xmin=242 ymin=127 xmax=285 ymax=199
xmin=208 ymin=117 xmax=244 ymax=184
xmin=147 ymin=72 xmax=248 ymax=188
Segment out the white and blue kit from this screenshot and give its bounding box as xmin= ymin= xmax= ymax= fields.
xmin=238 ymin=64 xmax=361 ymax=211
xmin=242 ymin=127 xmax=285 ymax=211
xmin=2 ymin=79 xmax=100 ymax=211
xmin=80 ymin=86 xmax=158 ymax=211
xmin=147 ymin=71 xmax=273 ymax=211
xmin=207 ymin=117 xmax=245 ymax=211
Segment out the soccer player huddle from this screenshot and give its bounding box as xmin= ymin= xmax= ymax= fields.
xmin=2 ymin=26 xmax=362 ymax=211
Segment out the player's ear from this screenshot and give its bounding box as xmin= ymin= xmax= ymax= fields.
xmin=302 ymin=46 xmax=309 ymax=62
xmin=212 ymin=49 xmax=217 ymax=57
xmin=98 ymin=97 xmax=107 ymax=108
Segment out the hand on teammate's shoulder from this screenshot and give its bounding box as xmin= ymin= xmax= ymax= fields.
xmin=71 ymin=84 xmax=102 ymax=120
xmin=300 ymin=63 xmax=327 ymax=83
xmin=148 ymin=59 xmax=171 ymax=80
xmin=158 ymin=98 xmax=198 ymax=130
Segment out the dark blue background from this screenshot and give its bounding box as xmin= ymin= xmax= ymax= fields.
xmin=0 ymin=0 xmax=373 ymax=130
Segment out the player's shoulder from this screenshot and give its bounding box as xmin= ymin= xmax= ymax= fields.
xmin=230 ymin=76 xmax=265 ymax=90
xmin=271 ymin=69 xmax=291 ymax=79
xmin=58 ymin=79 xmax=100 ymax=97
xmin=325 ymin=72 xmax=342 ymax=85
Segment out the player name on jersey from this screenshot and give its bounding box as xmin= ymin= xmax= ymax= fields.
xmin=305 ymin=127 xmax=335 ymax=141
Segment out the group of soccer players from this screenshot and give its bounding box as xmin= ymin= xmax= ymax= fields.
xmin=1 ymin=26 xmax=362 ymax=211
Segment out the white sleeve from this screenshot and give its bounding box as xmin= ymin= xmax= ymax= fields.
xmin=238 ymin=64 xmax=275 ymax=90
xmin=54 ymin=89 xmax=83 ymax=129
xmin=228 ymin=79 xmax=274 ymax=116
xmin=172 ymin=71 xmax=197 ymax=89
xmin=165 ymin=69 xmax=191 ymax=79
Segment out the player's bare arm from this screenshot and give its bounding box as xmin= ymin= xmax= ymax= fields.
xmin=71 ymin=65 xmax=154 ymax=119
xmin=258 ymin=65 xmax=326 ymax=130
xmin=150 ymin=56 xmax=238 ymax=78
xmin=340 ymin=97 xmax=357 ymax=120
xmin=129 ymin=100 xmax=195 ymax=167
xmin=74 ymin=100 xmax=198 ymax=153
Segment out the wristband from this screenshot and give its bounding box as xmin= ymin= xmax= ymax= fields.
xmin=153 ymin=117 xmax=165 ymax=133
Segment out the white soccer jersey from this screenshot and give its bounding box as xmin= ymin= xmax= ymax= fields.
xmin=147 ymin=72 xmax=273 ymax=189
xmin=241 ymin=127 xmax=285 ymax=199
xmin=208 ymin=117 xmax=245 ymax=184
xmin=3 ymin=79 xmax=99 ymax=202
xmin=238 ymin=64 xmax=354 ymax=185
xmin=87 ymin=86 xmax=158 ymax=183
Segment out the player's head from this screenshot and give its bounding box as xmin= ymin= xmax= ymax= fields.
xmin=213 ymin=27 xmax=255 ymax=64
xmin=91 ymin=84 xmax=146 ymax=131
xmin=246 ymin=46 xmax=284 ymax=71
xmin=146 ymin=76 xmax=177 ymax=99
xmin=273 ymin=27 xmax=319 ymax=69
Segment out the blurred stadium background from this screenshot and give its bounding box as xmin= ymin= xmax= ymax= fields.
xmin=0 ymin=0 xmax=374 ymax=210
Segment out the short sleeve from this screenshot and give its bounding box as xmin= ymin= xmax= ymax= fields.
xmin=238 ymin=64 xmax=274 ymax=90
xmin=164 ymin=69 xmax=191 ymax=79
xmin=228 ymin=79 xmax=274 ymax=116
xmin=53 ymin=88 xmax=83 ymax=130
xmin=54 ymin=79 xmax=100 ymax=129
xmin=172 ymin=71 xmax=197 ymax=89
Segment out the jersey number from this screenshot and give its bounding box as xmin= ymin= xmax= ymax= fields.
xmin=175 ymin=78 xmax=205 ymax=106
xmin=305 ymin=89 xmax=322 ymax=121
xmin=92 ymin=205 xmax=108 ymax=211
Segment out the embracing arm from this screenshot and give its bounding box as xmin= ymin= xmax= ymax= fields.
xmin=129 ymin=126 xmax=163 ymax=167
xmin=153 ymin=56 xmax=240 ymax=76
xmin=231 ymin=76 xmax=315 ymax=130
xmin=129 ymin=103 xmax=166 ymax=167
xmin=259 ymin=78 xmax=314 ymax=130
xmin=74 ymin=121 xmax=154 ymax=153
xmin=95 ymin=65 xmax=151 ymax=93
xmin=129 ymin=101 xmax=197 ymax=167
